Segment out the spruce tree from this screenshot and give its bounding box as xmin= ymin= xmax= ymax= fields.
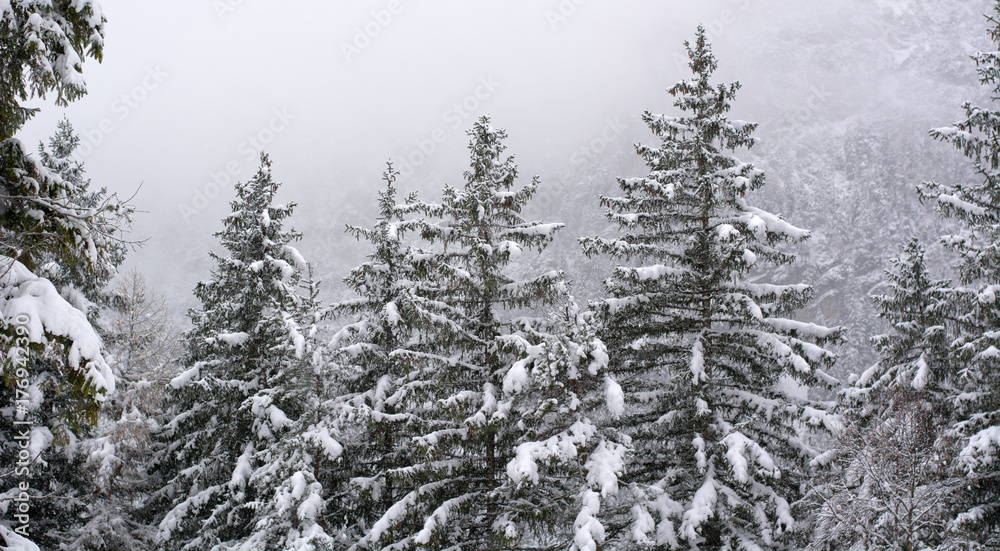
xmin=328 ymin=162 xmax=423 ymax=542
xmin=807 ymin=239 xmax=960 ymax=551
xmin=35 ymin=118 xmax=128 ymax=320
xmin=153 ymin=154 xmax=316 ymax=550
xmin=581 ymin=28 xmax=840 ymax=549
xmin=917 ymin=2 xmax=1000 ymax=542
xmin=847 ymin=238 xmax=955 ymax=420
xmin=500 ymin=295 xmax=629 ymax=551
xmin=355 ymin=117 xmax=565 ymax=550
xmin=234 ymin=268 xmax=344 ymax=551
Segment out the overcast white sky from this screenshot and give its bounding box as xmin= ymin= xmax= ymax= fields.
xmin=16 ymin=0 xmax=991 ymax=307
xmin=16 ymin=1 xmax=722 ymax=297
xmin=22 ymin=1 xmax=719 ymax=198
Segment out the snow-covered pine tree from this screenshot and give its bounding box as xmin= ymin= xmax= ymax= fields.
xmin=805 ymin=239 xmax=961 ymax=551
xmin=327 ymin=162 xmax=423 ymax=541
xmin=233 ymin=267 xmax=345 ymax=551
xmin=35 ymin=118 xmax=128 ymax=321
xmin=152 ymin=154 xmax=316 ymax=550
xmin=355 ymin=117 xmax=565 ymax=551
xmin=916 ymin=2 xmax=1000 ymax=542
xmin=847 ymin=238 xmax=956 ymax=422
xmin=500 ymin=295 xmax=629 ymax=551
xmin=0 ymin=120 xmax=129 ymax=550
xmin=580 ymin=27 xmax=841 ymax=550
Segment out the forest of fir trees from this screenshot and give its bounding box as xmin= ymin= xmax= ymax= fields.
xmin=0 ymin=2 xmax=999 ymax=551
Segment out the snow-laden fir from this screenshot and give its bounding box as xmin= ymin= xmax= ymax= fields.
xmin=152 ymin=154 xmax=336 ymax=550
xmin=580 ymin=27 xmax=842 ymax=550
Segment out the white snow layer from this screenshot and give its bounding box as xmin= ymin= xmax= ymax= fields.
xmin=961 ymin=425 xmax=1000 ymax=473
xmin=503 ymin=359 xmax=531 ymax=395
xmin=721 ymin=432 xmax=777 ymax=484
xmin=229 ymin=445 xmax=255 ymax=491
xmin=1 ymin=257 xmax=114 ymax=396
xmin=169 ymin=364 xmax=200 ymax=389
xmin=507 ymin=420 xmax=597 ymax=485
xmin=216 ymin=331 xmax=250 ymax=346
xmin=690 ymin=338 xmax=706 ymax=384
xmin=679 ymin=465 xmax=718 ymax=542
xmin=585 ymin=440 xmax=626 ymax=498
xmin=605 ymin=376 xmax=625 ymax=417
xmin=413 ymin=493 xmax=476 ymax=545
xmin=0 ymin=524 xmax=40 ymax=551
xmin=574 ymin=490 xmax=606 ymax=551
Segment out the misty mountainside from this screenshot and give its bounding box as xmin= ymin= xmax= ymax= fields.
xmin=409 ymin=0 xmax=989 ymax=382
xmin=739 ymin=0 xmax=988 ymax=377
xmin=153 ymin=1 xmax=992 ymax=389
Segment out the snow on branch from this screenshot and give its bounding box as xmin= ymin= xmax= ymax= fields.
xmin=413 ymin=493 xmax=479 ymax=545
xmin=0 ymin=524 xmax=40 ymax=551
xmin=574 ymin=490 xmax=606 ymax=551
xmin=721 ymin=431 xmax=778 ymax=484
xmin=679 ymin=465 xmax=719 ymax=542
xmin=762 ymin=317 xmax=839 ymax=340
xmin=157 ymin=484 xmax=223 ymax=543
xmin=1 ymin=256 xmax=113 ymax=396
xmin=734 ymin=198 xmax=810 ymax=240
xmin=960 ymin=426 xmax=1000 ymax=473
xmin=937 ymin=192 xmax=986 ymax=216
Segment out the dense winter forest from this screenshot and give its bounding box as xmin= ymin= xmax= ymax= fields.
xmin=1 ymin=2 xmax=1000 ymax=550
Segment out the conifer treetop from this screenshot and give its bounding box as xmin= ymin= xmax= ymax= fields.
xmin=667 ymin=26 xmax=758 ymax=153
xmin=581 ymin=27 xmax=840 ymax=550
xmin=417 ymin=116 xmax=565 ymax=311
xmin=353 ymin=118 xmax=567 ymax=551
xmin=916 ymin=3 xmax=1000 ymax=541
xmin=156 ymin=154 xmax=315 ymax=550
xmin=331 ymin=160 xmax=422 ymax=393
xmin=419 ymin=117 xmax=564 ymax=260
xmin=846 ymin=238 xmax=954 ymax=412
